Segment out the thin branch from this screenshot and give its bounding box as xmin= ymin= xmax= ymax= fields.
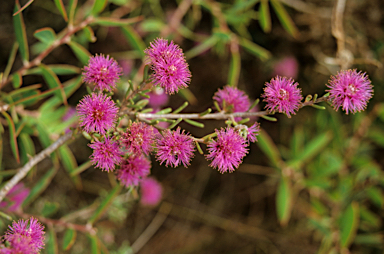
xmin=0 ymin=131 xmax=75 ymax=203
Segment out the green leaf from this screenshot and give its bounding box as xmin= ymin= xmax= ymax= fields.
xmin=46 ymin=226 xmax=59 ymax=254
xmin=83 ymin=26 xmax=96 ymax=43
xmin=22 ymin=167 xmax=58 ymax=207
xmin=92 ymin=16 xmax=143 ymax=27
xmin=62 ymin=228 xmax=77 ymax=251
xmin=34 ymin=27 xmax=56 ymax=44
xmin=68 ymin=0 xmax=78 ymax=25
xmin=19 ymin=132 xmax=35 ymax=165
xmin=259 ymin=0 xmax=271 ymax=33
xmin=90 ymin=0 xmax=108 ymax=15
xmin=68 ymin=41 xmax=91 ymax=65
xmin=184 ymin=118 xmax=204 ymax=128
xmin=185 ymin=35 xmax=218 ymax=59
xmin=3 ymin=42 xmax=19 ymax=82
xmin=276 ymin=176 xmax=293 ymax=226
xmin=238 ymin=37 xmax=271 ymax=61
xmin=70 ymin=160 xmax=93 ymax=176
xmin=12 ymin=73 xmax=22 ymax=88
xmin=53 ymin=0 xmax=68 ymax=21
xmin=228 ymin=46 xmax=241 ymax=87
xmin=88 ymin=185 xmax=123 ymax=225
xmin=27 ymin=64 xmax=81 ymax=75
xmin=41 ymin=202 xmax=60 ymax=217
xmin=139 ymin=19 xmax=165 ymax=33
xmin=366 ymin=186 xmax=384 ymax=208
xmin=59 ymin=145 xmax=82 ymax=189
xmin=257 ymin=130 xmax=282 ymax=168
xmin=354 ymin=234 xmax=383 ymax=246
xmin=40 ymin=64 xmax=67 ymax=105
xmin=270 ymin=0 xmax=299 ymax=38
xmin=121 ymin=26 xmax=146 ymax=58
xmin=1 ymin=112 xmax=20 ymax=163
xmin=88 ymin=235 xmax=101 ymax=254
xmin=13 ymin=0 xmax=29 ymax=63
xmin=340 ymin=202 xmax=359 ymax=248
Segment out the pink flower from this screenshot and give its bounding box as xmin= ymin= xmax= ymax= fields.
xmin=3 ymin=217 xmax=45 ymax=254
xmin=144 ymin=38 xmax=191 ymax=94
xmin=262 ymin=76 xmax=303 ymax=118
xmin=326 ymin=69 xmax=373 ymax=114
xmin=140 ymin=177 xmax=162 ymax=206
xmin=155 ymin=127 xmax=195 ymax=167
xmin=83 ymin=54 xmax=122 ymax=91
xmin=0 ymin=183 xmax=30 ymax=212
xmin=247 ymin=122 xmax=260 ymax=143
xmin=272 ymin=57 xmax=299 ymax=79
xmin=147 ymin=87 xmax=169 ymax=109
xmin=89 ymin=136 xmax=122 ymax=172
xmin=77 ymin=93 xmax=118 ymax=134
xmin=122 ymin=122 xmax=155 ymax=156
xmin=213 ymin=86 xmax=251 ymax=121
xmin=206 ymin=127 xmax=248 ymax=173
xmin=116 ymin=155 xmax=151 ymax=187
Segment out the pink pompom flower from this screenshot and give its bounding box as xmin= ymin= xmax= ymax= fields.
xmin=89 ymin=136 xmax=122 ymax=172
xmin=77 ymin=93 xmax=118 ymax=134
xmin=140 ymin=177 xmax=163 ymax=207
xmin=83 ymin=54 xmax=122 ymax=92
xmin=116 ymin=155 xmax=151 ymax=187
xmin=246 ymin=122 xmax=260 ymax=143
xmin=3 ymin=217 xmax=45 ymax=254
xmin=144 ymin=38 xmax=191 ymax=94
xmin=206 ymin=127 xmax=248 ymax=174
xmin=155 ymin=127 xmax=195 ymax=167
xmin=0 ymin=183 xmax=30 ymax=212
xmin=122 ymin=122 xmax=155 ymax=156
xmin=262 ymin=76 xmax=303 ymax=118
xmin=326 ymin=69 xmax=373 ymax=114
xmin=213 ymin=85 xmax=251 ymax=121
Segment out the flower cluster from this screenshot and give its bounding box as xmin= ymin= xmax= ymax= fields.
xmin=0 ymin=217 xmax=45 ymax=254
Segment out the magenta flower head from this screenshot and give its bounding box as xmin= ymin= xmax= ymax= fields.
xmin=206 ymin=127 xmax=248 ymax=174
xmin=140 ymin=177 xmax=163 ymax=207
xmin=3 ymin=217 xmax=45 ymax=254
xmin=147 ymin=87 xmax=169 ymax=109
xmin=122 ymin=122 xmax=155 ymax=156
xmin=262 ymin=76 xmax=303 ymax=118
xmin=77 ymin=93 xmax=118 ymax=134
xmin=0 ymin=183 xmax=30 ymax=212
xmin=116 ymin=155 xmax=151 ymax=187
xmin=155 ymin=127 xmax=195 ymax=167
xmin=144 ymin=38 xmax=191 ymax=94
xmin=89 ymin=136 xmax=122 ymax=172
xmin=326 ymin=69 xmax=373 ymax=114
xmin=213 ymin=85 xmax=251 ymax=121
xmin=83 ymin=54 xmax=122 ymax=91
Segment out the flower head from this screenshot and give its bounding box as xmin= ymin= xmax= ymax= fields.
xmin=213 ymin=85 xmax=250 ymax=121
xmin=247 ymin=122 xmax=260 ymax=143
xmin=77 ymin=93 xmax=118 ymax=134
xmin=273 ymin=57 xmax=299 ymax=79
xmin=262 ymin=76 xmax=303 ymax=118
xmin=0 ymin=183 xmax=30 ymax=212
xmin=206 ymin=127 xmax=248 ymax=173
xmin=89 ymin=136 xmax=122 ymax=172
xmin=83 ymin=54 xmax=122 ymax=91
xmin=326 ymin=69 xmax=373 ymax=114
xmin=144 ymin=38 xmax=191 ymax=94
xmin=140 ymin=177 xmax=163 ymax=206
xmin=147 ymin=87 xmax=169 ymax=109
xmin=155 ymin=127 xmax=195 ymax=167
xmin=3 ymin=217 xmax=45 ymax=254
xmin=122 ymin=122 xmax=155 ymax=156
xmin=116 ymin=155 xmax=151 ymax=187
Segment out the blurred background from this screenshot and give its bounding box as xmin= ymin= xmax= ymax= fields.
xmin=1 ymin=0 xmax=384 ymax=253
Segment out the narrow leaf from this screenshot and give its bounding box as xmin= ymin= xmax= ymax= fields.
xmin=238 ymin=37 xmax=271 ymax=61
xmin=46 ymin=226 xmax=59 ymax=254
xmin=90 ymin=0 xmax=108 ymax=15
xmin=259 ymin=0 xmax=271 ymax=33
xmin=59 ymin=145 xmax=82 ymax=189
xmin=184 ymin=118 xmax=204 ymax=128
xmin=68 ymin=0 xmax=78 ymax=25
xmin=68 ymin=41 xmax=91 ymax=65
xmin=270 ymin=0 xmax=299 ymax=38
xmin=1 ymin=112 xmax=20 ymax=163
xmin=27 ymin=64 xmax=81 ymax=75
xmin=185 ymin=35 xmax=218 ymax=59
xmin=3 ymin=42 xmax=19 ymax=82
xmin=88 ymin=235 xmax=101 ymax=254
xmin=13 ymin=0 xmax=34 ymax=16
xmin=62 ymin=228 xmax=77 ymax=251
xmin=40 ymin=64 xmax=67 ymax=105
xmin=13 ymin=0 xmax=29 ymax=63
xmin=276 ymin=176 xmax=293 ymax=226
xmin=228 ymin=47 xmax=241 ymax=87
xmin=34 ymin=27 xmax=56 ymax=44
xmin=53 ymin=0 xmax=68 ymax=21
xmin=257 ymin=130 xmax=282 ymax=168
xmin=19 ymin=133 xmax=35 ymax=165
xmin=12 ymin=73 xmax=22 ymax=88
xmin=121 ymin=26 xmax=146 ymax=58
xmin=92 ymin=16 xmax=143 ymax=27
xmin=70 ymin=160 xmax=93 ymax=177
xmin=340 ymin=202 xmax=359 ymax=248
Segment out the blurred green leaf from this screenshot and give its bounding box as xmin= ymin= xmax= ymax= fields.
xmin=68 ymin=0 xmax=77 ymax=25
xmin=28 ymin=64 xmax=81 ymax=75
xmin=360 ymin=206 xmax=381 ymax=229
xmin=276 ymin=176 xmax=293 ymax=226
xmin=340 ymin=202 xmax=359 ymax=248
xmin=63 ymin=228 xmax=77 ymax=251
xmin=39 ymin=64 xmax=67 ymax=105
xmin=227 ymin=46 xmax=241 ymax=87
xmin=70 ymin=160 xmax=93 ymax=177
xmin=270 ymin=0 xmax=299 ymax=38
xmin=238 ymin=37 xmax=271 ymax=61
xmin=34 ymin=27 xmax=56 ymax=44
xmin=12 ymin=73 xmax=22 ymax=89
xmin=53 ymin=0 xmax=68 ymax=21
xmin=88 ymin=235 xmax=101 ymax=254
xmin=184 ymin=118 xmax=204 ymax=128
xmin=83 ymin=26 xmax=97 ymax=43
xmin=91 ymin=0 xmax=108 ymax=15
xmin=354 ymin=234 xmax=383 ymax=246
xmin=121 ymin=26 xmax=146 ymax=58
xmin=46 ymin=226 xmax=59 ymax=254
xmin=366 ymin=187 xmax=384 ymax=208
xmin=13 ymin=0 xmax=29 ymax=63
xmin=59 ymin=145 xmax=82 ymax=189
xmin=185 ymin=35 xmax=218 ymax=59
xmin=23 ymin=167 xmax=58 ymax=207
xmin=19 ymin=132 xmax=35 ymax=165
xmin=259 ymin=0 xmax=271 ymax=33
xmin=3 ymin=42 xmax=19 ymax=82
xmin=92 ymin=16 xmax=143 ymax=27
xmin=1 ymin=112 xmax=20 ymax=163
xmin=139 ymin=19 xmax=165 ymax=32
xmin=68 ymin=41 xmax=91 ymax=65
xmin=41 ymin=202 xmax=60 ymax=217
xmin=257 ymin=130 xmax=282 ymax=168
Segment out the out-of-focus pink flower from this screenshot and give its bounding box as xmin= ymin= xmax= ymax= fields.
xmin=116 ymin=155 xmax=151 ymax=187
xmin=147 ymin=87 xmax=169 ymax=109
xmin=83 ymin=54 xmax=122 ymax=92
xmin=262 ymin=76 xmax=303 ymax=118
xmin=0 ymin=183 xmax=29 ymax=212
xmin=3 ymin=217 xmax=45 ymax=254
xmin=246 ymin=122 xmax=260 ymax=143
xmin=89 ymin=136 xmax=122 ymax=172
xmin=118 ymin=59 xmax=133 ymax=77
xmin=140 ymin=177 xmax=162 ymax=207
xmin=144 ymin=38 xmax=191 ymax=94
xmin=326 ymin=69 xmax=373 ymax=114
xmin=272 ymin=57 xmax=299 ymax=79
